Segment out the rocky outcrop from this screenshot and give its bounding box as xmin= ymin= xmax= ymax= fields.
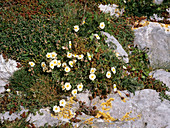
xmin=0 ymin=89 xmax=169 ymax=128
xmin=133 ymin=22 xmax=170 ymax=70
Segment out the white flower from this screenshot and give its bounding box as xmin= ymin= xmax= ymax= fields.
xmin=41 ymin=62 xmax=46 ymax=68
xmin=62 ymin=46 xmax=66 ymax=49
xmin=115 ymin=52 xmax=119 ymax=57
xmin=123 ymin=65 xmax=127 ymax=69
xmin=87 ymin=52 xmax=92 ymax=61
xmin=65 ymin=82 xmax=71 ymax=90
xmin=67 ymin=52 xmax=72 ymax=58
xmin=89 ymin=73 xmax=96 ymax=81
xmin=64 ymin=66 xmax=71 ymax=72
xmin=77 ymin=83 xmax=83 ymax=91
xmin=29 ymin=62 xmax=35 ymax=67
xmin=62 ymin=85 xmax=65 ymax=90
xmin=106 ymin=71 xmax=111 ymax=78
xmin=51 ymin=52 xmax=57 ymax=59
xmin=49 ymin=61 xmax=54 ymax=69
xmin=53 ymin=106 xmax=60 ymax=113
xmin=74 ymin=25 xmax=79 ymax=32
xmin=72 ymin=89 xmax=77 ymax=97
xmin=46 ymin=53 xmax=52 ymax=58
xmin=6 ymin=89 xmax=10 ymax=92
xmin=73 ymin=54 xmax=78 ymax=58
xmin=69 ymin=61 xmax=74 ymax=67
xmin=94 ymin=34 xmax=100 ymax=40
xmin=69 ymin=41 xmax=72 ymax=49
xmin=59 ymin=99 xmax=66 ymax=107
xmin=52 ymin=59 xmax=58 ymax=66
xmin=111 ymin=67 xmax=116 ymax=74
xmin=113 ymin=84 xmax=117 ymax=92
xmin=62 ymin=62 xmax=67 ymax=68
xmin=82 ymin=20 xmax=85 ymax=24
xmin=57 ymin=60 xmax=61 ymax=67
xmin=90 ymin=68 xmax=96 ymax=74
xmin=78 ymin=54 xmax=84 ymax=60
xmin=73 ymin=59 xmax=77 ymax=64
xmin=99 ymin=22 xmax=105 ymax=29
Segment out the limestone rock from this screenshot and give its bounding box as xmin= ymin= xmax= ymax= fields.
xmin=101 ymin=31 xmax=129 ymax=63
xmin=76 ymin=89 xmax=170 ymax=128
xmin=98 ymin=4 xmax=124 ymax=17
xmin=133 ymin=22 xmax=170 ymax=69
xmin=149 ymin=69 xmax=170 ymax=95
xmin=0 ymin=89 xmax=169 ymax=127
xmin=0 ymin=54 xmax=20 ymax=93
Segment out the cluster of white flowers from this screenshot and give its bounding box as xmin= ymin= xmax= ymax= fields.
xmin=61 ymin=82 xmax=83 ymax=98
xmin=89 ymin=68 xmax=96 ymax=81
xmin=106 ymin=67 xmax=116 ymax=78
xmin=53 ymin=99 xmax=67 ymax=113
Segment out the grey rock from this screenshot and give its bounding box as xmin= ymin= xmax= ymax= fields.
xmin=0 ymin=54 xmax=20 ymax=93
xmin=98 ymin=4 xmax=124 ymax=17
xmin=101 ymin=31 xmax=129 ymax=63
xmin=0 ymin=89 xmax=169 ymax=128
xmin=76 ymin=89 xmax=170 ymax=128
xmin=149 ymin=69 xmax=170 ymax=95
xmin=153 ymin=0 xmax=164 ymax=5
xmin=133 ymin=22 xmax=170 ymax=69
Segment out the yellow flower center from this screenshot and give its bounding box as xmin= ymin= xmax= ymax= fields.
xmin=112 ymin=69 xmax=115 ymax=71
xmin=55 ymin=108 xmax=58 ymax=110
xmin=108 ymin=73 xmax=110 ymax=76
xmin=54 ymin=61 xmax=57 ymax=64
xmin=61 ymin=101 xmax=64 ymax=104
xmin=66 ymin=85 xmax=69 ymax=88
xmin=89 ymin=56 xmax=91 ymax=58
xmin=101 ymin=24 xmax=103 ymax=27
xmin=52 ymin=54 xmax=55 ymax=57
xmin=66 ymin=68 xmax=68 ymax=71
xmin=58 ymin=62 xmax=61 ymax=65
xmin=69 ymin=54 xmax=71 ymax=56
xmin=74 ymin=91 xmax=76 ymax=94
xmin=48 ymin=55 xmax=50 ymax=57
xmin=75 ymin=27 xmax=77 ymax=30
xmin=42 ymin=64 xmax=45 ymax=67
xmin=91 ymin=76 xmax=94 ymax=78
xmin=79 ymin=86 xmax=82 ymax=88
xmin=51 ymin=64 xmax=54 ymax=66
xmin=31 ymin=63 xmax=33 ymax=65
